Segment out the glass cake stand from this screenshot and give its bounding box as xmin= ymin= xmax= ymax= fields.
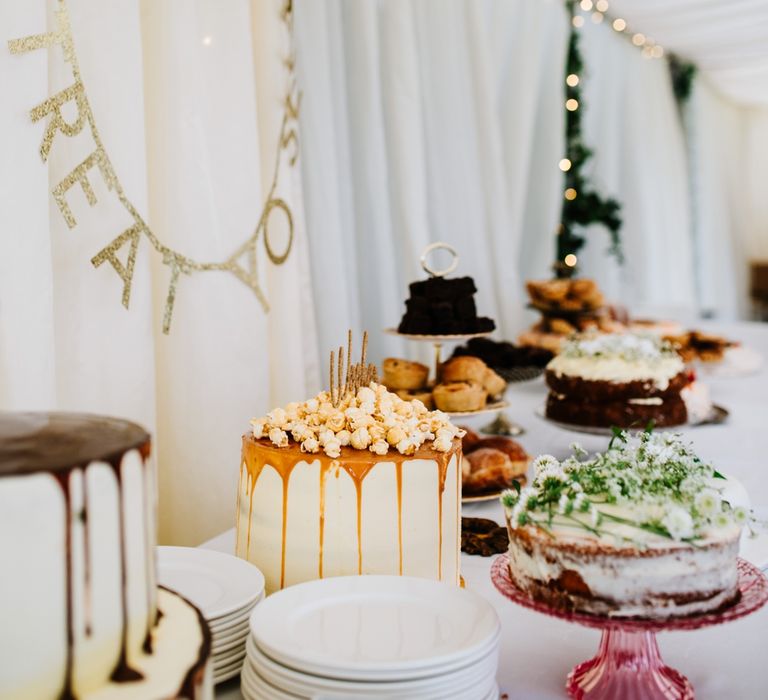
xmin=491 ymin=554 xmax=768 ymax=700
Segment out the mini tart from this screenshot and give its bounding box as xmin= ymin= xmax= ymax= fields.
xmin=382 ymin=357 xmax=429 ymax=390
xmin=433 ymin=381 xmax=487 ymax=412
xmin=440 ymin=356 xmax=488 ymax=384
xmin=545 ymin=368 xmax=690 ymax=401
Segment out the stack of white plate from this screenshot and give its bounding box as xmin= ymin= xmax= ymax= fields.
xmin=241 ymin=576 xmax=500 ymax=699
xmin=157 ymin=546 xmax=265 ymax=684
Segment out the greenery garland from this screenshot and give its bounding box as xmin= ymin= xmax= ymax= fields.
xmin=555 ymin=0 xmax=623 ymax=279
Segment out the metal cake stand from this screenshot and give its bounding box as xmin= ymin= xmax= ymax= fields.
xmin=491 ymin=554 xmax=768 ymax=699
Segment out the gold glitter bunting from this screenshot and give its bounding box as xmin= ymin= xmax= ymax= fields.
xmin=8 ymin=0 xmax=299 ymax=333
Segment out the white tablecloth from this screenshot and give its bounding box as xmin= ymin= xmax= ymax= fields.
xmin=205 ymin=320 xmax=768 ymax=700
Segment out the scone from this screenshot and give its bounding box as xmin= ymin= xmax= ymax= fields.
xmin=433 ymin=381 xmax=487 ymax=412
xmin=440 ymin=356 xmax=487 ymax=384
xmin=482 ymin=368 xmax=506 ymax=399
xmin=382 ymin=357 xmax=429 ymax=390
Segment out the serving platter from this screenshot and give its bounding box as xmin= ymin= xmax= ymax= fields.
xmin=534 ymin=404 xmax=729 ymax=435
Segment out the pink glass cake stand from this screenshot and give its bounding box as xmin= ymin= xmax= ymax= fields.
xmin=491 ymin=554 xmax=768 ymax=700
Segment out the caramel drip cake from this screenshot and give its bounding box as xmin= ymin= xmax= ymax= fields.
xmin=237 ymin=334 xmax=464 ymax=593
xmin=0 ymin=413 xmax=211 ymax=700
xmin=502 ymin=432 xmax=748 ymax=619
xmin=545 ymin=332 xmax=689 ymax=428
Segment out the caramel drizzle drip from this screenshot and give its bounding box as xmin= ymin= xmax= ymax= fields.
xmin=235 ymin=463 xmax=243 ymax=555
xmin=241 ymin=436 xmax=459 ymax=588
xmin=437 ymin=458 xmax=449 ymax=581
xmin=318 ymin=462 xmax=331 ymax=578
xmin=396 ymin=462 xmax=403 ymax=575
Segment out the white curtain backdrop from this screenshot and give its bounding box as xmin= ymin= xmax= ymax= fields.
xmin=1 ymin=0 xmax=766 ymax=543
xmin=0 ymin=0 xmax=318 ymax=545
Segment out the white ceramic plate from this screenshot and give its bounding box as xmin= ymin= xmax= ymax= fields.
xmin=248 ymin=575 xmax=499 ymax=681
xmin=214 ymin=653 xmax=246 ymax=677
xmin=214 ymin=663 xmax=243 ymax=686
xmin=446 ymin=400 xmax=509 ymax=419
xmin=157 ymin=547 xmax=265 ymax=619
xmin=212 ymin=629 xmax=249 ymax=654
xmin=241 ymin=663 xmax=303 ymax=700
xmin=209 ymin=595 xmax=262 ymax=628
xmin=246 ymin=636 xmax=498 ymax=698
xmin=211 ymin=613 xmax=252 ymax=637
xmin=535 ymin=404 xmax=728 ymax=435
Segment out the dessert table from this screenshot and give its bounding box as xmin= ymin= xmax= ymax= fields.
xmin=205 ymin=320 xmax=768 ymax=699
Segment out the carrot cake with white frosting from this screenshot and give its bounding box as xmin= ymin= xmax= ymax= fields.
xmin=502 ymin=431 xmax=747 ymax=619
xmin=545 ymin=333 xmax=689 ymax=427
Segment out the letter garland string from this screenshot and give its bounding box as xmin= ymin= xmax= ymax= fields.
xmin=8 ymin=0 xmax=299 ymax=333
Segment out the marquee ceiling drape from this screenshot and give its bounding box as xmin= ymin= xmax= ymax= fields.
xmin=609 ymin=0 xmax=768 ymax=107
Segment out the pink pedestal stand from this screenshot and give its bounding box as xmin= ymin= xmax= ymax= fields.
xmin=491 ymin=555 xmax=768 ymax=700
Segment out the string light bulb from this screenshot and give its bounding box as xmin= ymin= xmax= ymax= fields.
xmin=564 ymin=254 xmax=578 ymax=267
xmin=566 ymin=98 xmax=579 ymax=111
xmin=579 ymin=0 xmax=593 ymax=10
xmin=565 ymin=188 xmax=577 ymax=200
xmin=591 ymin=11 xmax=604 ymax=23
xmin=566 ymin=73 xmax=580 ymax=87
xmin=559 ymin=158 xmax=572 ymax=172
xmin=596 ymin=0 xmax=609 ymax=10
xmin=632 ymin=33 xmax=646 ymax=46
xmin=572 ymin=15 xmax=585 ymax=28
xmin=651 ymin=45 xmax=664 ymax=58
xmin=612 ymin=18 xmax=626 ymax=31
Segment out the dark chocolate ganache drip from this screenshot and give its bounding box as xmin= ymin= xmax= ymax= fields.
xmin=0 ymin=412 xmax=151 ymax=697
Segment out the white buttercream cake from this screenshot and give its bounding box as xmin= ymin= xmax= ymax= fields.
xmin=0 ymin=413 xmax=212 ymax=700
xmin=237 ymin=382 xmax=463 ymax=593
xmin=501 ymin=431 xmax=747 ymax=619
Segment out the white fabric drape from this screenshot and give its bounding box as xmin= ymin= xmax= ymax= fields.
xmin=0 ymin=0 xmax=317 ymax=545
xmin=575 ymin=16 xmax=696 ymax=311
xmin=294 ymin=0 xmax=569 ymax=364
xmin=610 ymin=0 xmax=768 ymax=108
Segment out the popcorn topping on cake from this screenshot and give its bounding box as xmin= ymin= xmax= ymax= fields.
xmin=251 ymin=383 xmax=463 ymax=458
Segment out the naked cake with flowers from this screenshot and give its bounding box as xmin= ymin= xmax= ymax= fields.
xmin=502 ymin=431 xmax=748 ymax=619
xmin=236 ymin=333 xmax=463 ymax=593
xmin=545 ymin=332 xmax=689 ymax=428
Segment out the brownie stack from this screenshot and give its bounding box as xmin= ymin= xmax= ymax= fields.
xmin=397 ymin=276 xmax=495 ymax=335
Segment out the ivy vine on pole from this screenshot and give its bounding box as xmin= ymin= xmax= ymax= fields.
xmin=554 ymin=0 xmax=623 ymax=279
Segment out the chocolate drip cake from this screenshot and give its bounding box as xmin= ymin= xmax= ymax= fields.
xmin=397 ymin=276 xmax=495 ymax=335
xmin=502 ymin=432 xmax=745 ymax=619
xmin=545 ymin=333 xmax=689 ymax=428
xmin=0 ymin=413 xmax=212 ymax=700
